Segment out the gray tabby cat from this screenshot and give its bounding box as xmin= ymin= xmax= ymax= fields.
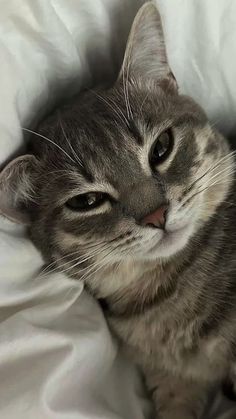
xmin=1 ymin=2 xmax=236 ymax=418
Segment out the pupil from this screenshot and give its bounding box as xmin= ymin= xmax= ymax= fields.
xmin=87 ymin=194 xmax=97 ymax=206
xmin=152 ymin=131 xmax=172 ymax=164
xmin=156 ymin=141 xmax=166 ymax=157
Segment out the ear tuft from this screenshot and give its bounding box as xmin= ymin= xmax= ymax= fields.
xmin=0 ymin=155 xmax=38 ymax=224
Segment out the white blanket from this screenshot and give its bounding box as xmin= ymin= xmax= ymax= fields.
xmin=0 ymin=1 xmax=236 ymax=418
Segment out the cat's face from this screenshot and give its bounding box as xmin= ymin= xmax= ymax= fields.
xmin=0 ymin=2 xmax=233 ymax=290
xmin=27 ymin=82 xmax=231 ymax=264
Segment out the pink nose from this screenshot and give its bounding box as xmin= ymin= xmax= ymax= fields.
xmin=141 ymin=205 xmax=168 ymax=229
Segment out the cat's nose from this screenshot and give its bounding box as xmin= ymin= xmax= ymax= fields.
xmin=141 ymin=205 xmax=168 ymax=230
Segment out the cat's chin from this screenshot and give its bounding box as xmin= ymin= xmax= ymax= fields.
xmin=146 ymin=223 xmax=195 ymax=260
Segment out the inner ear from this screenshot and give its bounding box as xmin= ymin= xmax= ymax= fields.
xmin=0 ymin=155 xmax=39 ymax=224
xmin=119 ymin=1 xmax=177 ymax=90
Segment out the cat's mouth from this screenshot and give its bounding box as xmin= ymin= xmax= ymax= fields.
xmin=146 ymin=223 xmax=192 ymax=258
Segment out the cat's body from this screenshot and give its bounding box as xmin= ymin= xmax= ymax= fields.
xmin=105 ymin=209 xmax=236 ymax=384
xmin=1 ymin=2 xmax=236 ymax=418
xmin=101 ymin=192 xmax=236 ymax=417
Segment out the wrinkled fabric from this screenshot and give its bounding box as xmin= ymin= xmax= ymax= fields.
xmin=158 ymin=0 xmax=236 ymax=139
xmin=0 ymin=0 xmax=236 ymax=418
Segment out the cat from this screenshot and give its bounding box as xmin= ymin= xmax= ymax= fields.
xmin=1 ymin=2 xmax=236 ymax=418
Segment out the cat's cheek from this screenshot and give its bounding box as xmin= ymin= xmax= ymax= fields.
xmin=201 ymin=183 xmax=232 ymax=223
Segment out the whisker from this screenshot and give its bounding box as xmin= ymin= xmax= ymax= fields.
xmin=72 ymin=236 xmax=135 ymax=283
xmin=45 ymin=170 xmax=77 ymax=181
xmin=40 ymin=243 xmax=104 ymax=275
xmin=39 ymin=230 xmax=139 ymax=282
xmin=77 ymin=246 xmax=117 ymax=283
xmin=58 ymin=117 xmax=84 ymax=168
xmin=202 ymin=166 xmax=235 ymax=187
xmin=106 ymin=93 xmax=129 ymax=126
xmin=209 ymin=119 xmax=222 ymax=130
xmin=122 ymin=47 xmax=134 ymax=121
xmin=182 ymin=175 xmax=234 ymax=207
xmin=177 ymin=162 xmax=235 ymax=211
xmin=125 ymin=65 xmax=133 ymax=120
xmin=57 ymin=242 xmax=114 ymax=276
xmin=122 ymin=65 xmax=130 ymax=120
xmin=58 ymin=254 xmax=98 ymax=276
xmin=41 ymin=242 xmax=112 ymax=278
xmin=139 ymin=92 xmax=149 ymax=117
xmin=22 ymin=127 xmax=76 ymax=164
xmin=44 ymin=231 xmax=129 ymax=276
xmin=186 ymin=150 xmax=236 ymax=194
xmin=220 ymin=201 xmax=236 ymax=208
xmin=89 ymin=89 xmax=129 ymax=126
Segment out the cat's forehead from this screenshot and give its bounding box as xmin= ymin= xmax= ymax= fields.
xmin=60 ymin=85 xmax=206 ymax=150
xmin=35 ymin=84 xmax=208 ymax=191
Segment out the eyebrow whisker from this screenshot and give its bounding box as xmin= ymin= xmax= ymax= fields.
xmin=22 ymin=127 xmax=77 ymax=164
xmin=58 ymin=116 xmax=84 ymax=168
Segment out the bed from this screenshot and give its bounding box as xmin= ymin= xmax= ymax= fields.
xmin=0 ymin=1 xmax=236 ymax=417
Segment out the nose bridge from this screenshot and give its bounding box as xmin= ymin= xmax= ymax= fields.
xmin=122 ymin=178 xmax=166 ymax=221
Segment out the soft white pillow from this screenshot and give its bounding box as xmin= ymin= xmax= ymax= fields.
xmin=158 ymin=0 xmax=236 ymax=138
xmin=0 ymin=0 xmax=236 ymax=418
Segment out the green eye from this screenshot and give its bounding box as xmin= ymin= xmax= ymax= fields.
xmin=150 ymin=129 xmax=173 ymax=166
xmin=66 ymin=192 xmax=108 ymax=211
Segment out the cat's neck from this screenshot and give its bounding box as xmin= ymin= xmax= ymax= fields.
xmin=90 ymin=251 xmax=187 ymax=317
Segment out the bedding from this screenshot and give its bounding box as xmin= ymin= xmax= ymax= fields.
xmin=0 ymin=0 xmax=236 ymax=418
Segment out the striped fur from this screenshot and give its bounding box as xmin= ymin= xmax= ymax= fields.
xmin=1 ymin=3 xmax=236 ymax=418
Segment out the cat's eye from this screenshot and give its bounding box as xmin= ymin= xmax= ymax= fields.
xmin=66 ymin=192 xmax=108 ymax=211
xmin=150 ymin=129 xmax=173 ymax=166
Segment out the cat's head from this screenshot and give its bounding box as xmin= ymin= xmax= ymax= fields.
xmin=0 ymin=2 xmax=233 ymax=292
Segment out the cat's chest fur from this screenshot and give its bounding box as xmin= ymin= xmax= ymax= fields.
xmin=108 ymin=306 xmax=229 ymax=382
xmin=102 ymin=257 xmax=233 ymax=383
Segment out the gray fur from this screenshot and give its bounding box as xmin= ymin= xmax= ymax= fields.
xmin=1 ymin=2 xmax=236 ymax=418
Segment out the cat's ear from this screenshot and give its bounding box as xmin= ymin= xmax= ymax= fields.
xmin=119 ymin=1 xmax=177 ymax=90
xmin=0 ymin=155 xmax=39 ymax=224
